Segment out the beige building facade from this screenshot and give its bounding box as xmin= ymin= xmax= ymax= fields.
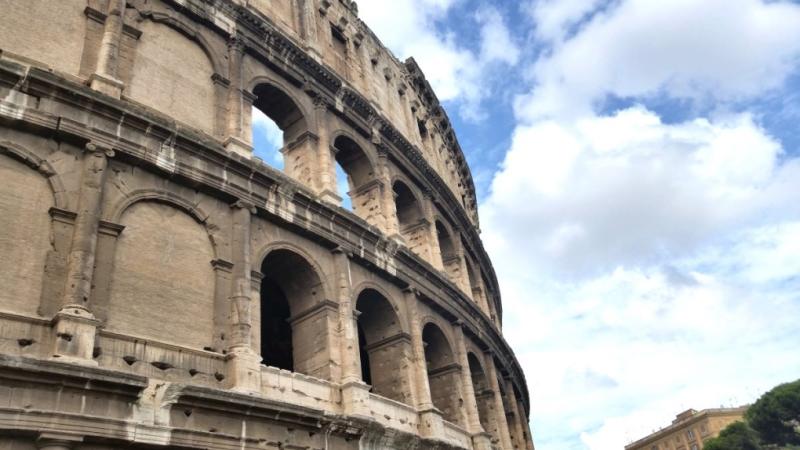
xmin=626 ymin=407 xmax=748 ymax=450
xmin=0 ymin=0 xmax=533 ymax=449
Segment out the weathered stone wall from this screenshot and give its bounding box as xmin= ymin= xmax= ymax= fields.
xmin=0 ymin=154 xmax=54 ymax=317
xmin=126 ymin=21 xmax=218 ymax=133
xmin=0 ymin=0 xmax=533 ymax=448
xmin=106 ymin=201 xmax=217 ymax=349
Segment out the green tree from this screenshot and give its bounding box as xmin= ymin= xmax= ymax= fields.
xmin=747 ymin=379 xmax=800 ymax=446
xmin=703 ymin=421 xmax=761 ymax=450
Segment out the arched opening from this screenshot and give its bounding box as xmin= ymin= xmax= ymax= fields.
xmin=436 ymin=221 xmax=456 ymax=261
xmin=251 ymin=83 xmax=308 ymax=170
xmin=436 ymin=220 xmax=466 ymax=287
xmin=393 ymin=180 xmax=422 ymax=229
xmin=465 ymin=254 xmax=489 ymax=313
xmin=260 ymin=249 xmax=335 ymax=380
xmin=423 ymin=323 xmax=463 ymax=426
xmin=468 ymin=352 xmax=494 ymax=438
xmin=333 ymin=135 xmax=374 ymax=212
xmin=494 ymin=362 xmax=520 ymax=449
xmin=356 ymin=289 xmax=413 ymax=404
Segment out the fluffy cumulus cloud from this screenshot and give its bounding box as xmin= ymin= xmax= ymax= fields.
xmin=359 ymin=0 xmax=800 ymax=448
xmin=357 ymin=0 xmax=519 ymax=120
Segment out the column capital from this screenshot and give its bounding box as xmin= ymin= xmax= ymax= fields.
xmin=84 ymin=142 xmax=115 ymax=158
xmin=37 ymin=432 xmax=83 ymax=450
xmin=231 ymin=199 xmax=257 ymax=213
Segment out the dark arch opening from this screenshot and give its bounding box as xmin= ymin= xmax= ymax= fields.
xmin=260 ymin=249 xmax=326 ymax=377
xmin=251 ymin=83 xmax=308 ymax=169
xmin=260 ymin=276 xmax=293 ymax=371
xmin=333 ymin=135 xmax=374 ymax=212
xmin=355 ymin=289 xmax=411 ymax=403
xmin=423 ymin=323 xmax=462 ymax=425
xmin=468 ymin=352 xmax=493 ymax=435
xmin=393 ymin=180 xmax=422 ymax=229
xmin=436 ymin=221 xmax=456 ymax=260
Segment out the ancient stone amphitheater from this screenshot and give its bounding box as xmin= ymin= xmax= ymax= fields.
xmin=0 ymin=0 xmax=533 ymax=449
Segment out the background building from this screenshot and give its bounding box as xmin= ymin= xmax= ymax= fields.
xmin=626 ymin=407 xmax=748 ymax=450
xmin=0 ymin=0 xmax=532 ymax=449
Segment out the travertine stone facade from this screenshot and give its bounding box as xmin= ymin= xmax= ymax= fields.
xmin=0 ymin=0 xmax=532 ymax=449
xmin=626 ymin=408 xmax=748 ymax=450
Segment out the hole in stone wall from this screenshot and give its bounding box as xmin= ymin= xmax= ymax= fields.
xmin=357 ymin=322 xmax=372 ymax=386
xmin=252 ymin=107 xmax=285 ymax=170
xmin=251 ymin=83 xmax=308 ymax=172
xmin=260 ymin=276 xmax=293 ymax=372
xmin=333 ymin=135 xmax=373 ymax=212
xmin=468 ymin=352 xmax=493 ymax=433
xmin=423 ymin=323 xmax=460 ymax=424
xmin=356 ymin=289 xmax=408 ymax=403
xmin=260 ymin=249 xmax=325 ymax=378
xmin=393 ymin=180 xmax=422 ymax=230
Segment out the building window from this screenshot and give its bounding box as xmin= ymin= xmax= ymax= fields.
xmin=687 ymin=429 xmax=695 ymax=440
xmin=651 ymin=446 xmax=659 ymax=450
xmin=700 ymin=424 xmax=708 ymax=435
xmin=690 ymin=444 xmax=699 ymax=450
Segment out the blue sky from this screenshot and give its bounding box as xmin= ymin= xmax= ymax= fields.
xmin=254 ymin=1 xmax=800 ymax=448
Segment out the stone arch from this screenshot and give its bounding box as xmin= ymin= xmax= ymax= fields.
xmin=247 ymin=78 xmax=317 ymax=183
xmin=0 ymin=141 xmax=66 ymax=209
xmin=258 ymin=245 xmax=337 ymax=380
xmin=0 ymin=144 xmax=59 ymax=317
xmin=137 ymin=10 xmax=225 ymax=75
xmin=422 ymin=321 xmax=463 ymax=426
xmin=355 ymin=287 xmax=414 ymax=404
xmin=464 ymin=251 xmax=490 ymax=314
xmin=332 ymin=134 xmax=376 ymax=191
xmin=435 ymin=219 xmax=456 ymax=262
xmin=332 ymin=133 xmax=378 ymax=212
xmin=106 ymin=199 xmax=217 ymax=349
xmin=392 ymin=178 xmax=423 ymax=230
xmin=127 ymin=15 xmax=218 ymax=133
xmin=468 ymin=351 xmax=494 ymax=436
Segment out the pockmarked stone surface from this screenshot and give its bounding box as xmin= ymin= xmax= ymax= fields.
xmin=0 ymin=0 xmax=534 ymax=449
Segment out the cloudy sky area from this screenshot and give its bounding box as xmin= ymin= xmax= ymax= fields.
xmin=254 ymin=0 xmax=800 ymax=448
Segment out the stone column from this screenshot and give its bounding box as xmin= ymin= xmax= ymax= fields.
xmin=334 ymin=248 xmax=360 ymax=384
xmin=485 ymin=354 xmax=514 ymax=450
xmin=336 ymin=249 xmax=372 ymax=418
xmin=406 ymin=288 xmax=445 ymax=439
xmin=423 ymin=194 xmax=444 ymax=270
xmin=52 ymin=143 xmax=112 ymax=363
xmin=518 ymin=399 xmax=535 ymax=450
xmin=225 ymin=200 xmax=262 ymax=393
xmin=90 ymin=0 xmax=126 ymax=97
xmin=377 ymin=144 xmax=399 ymax=238
xmin=504 ymin=377 xmax=528 ymax=450
xmin=453 ymin=239 xmax=472 ymax=295
xmin=313 ymin=96 xmax=340 ymax=203
xmin=211 ymin=259 xmax=234 ymax=351
xmin=224 ymin=35 xmax=253 ymax=157
xmin=452 ymin=321 xmax=492 ymax=450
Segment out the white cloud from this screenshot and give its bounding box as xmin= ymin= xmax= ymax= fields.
xmin=519 ymin=0 xmax=800 ymax=120
xmin=484 ymin=107 xmax=800 ymax=277
xmin=527 ymin=0 xmax=606 ymax=43
xmin=358 ymin=0 xmax=519 ymax=120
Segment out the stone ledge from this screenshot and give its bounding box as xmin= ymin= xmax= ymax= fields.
xmin=0 ymin=354 xmax=148 ymax=398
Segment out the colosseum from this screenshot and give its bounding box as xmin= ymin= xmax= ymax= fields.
xmin=0 ymin=1 xmax=533 ymax=449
